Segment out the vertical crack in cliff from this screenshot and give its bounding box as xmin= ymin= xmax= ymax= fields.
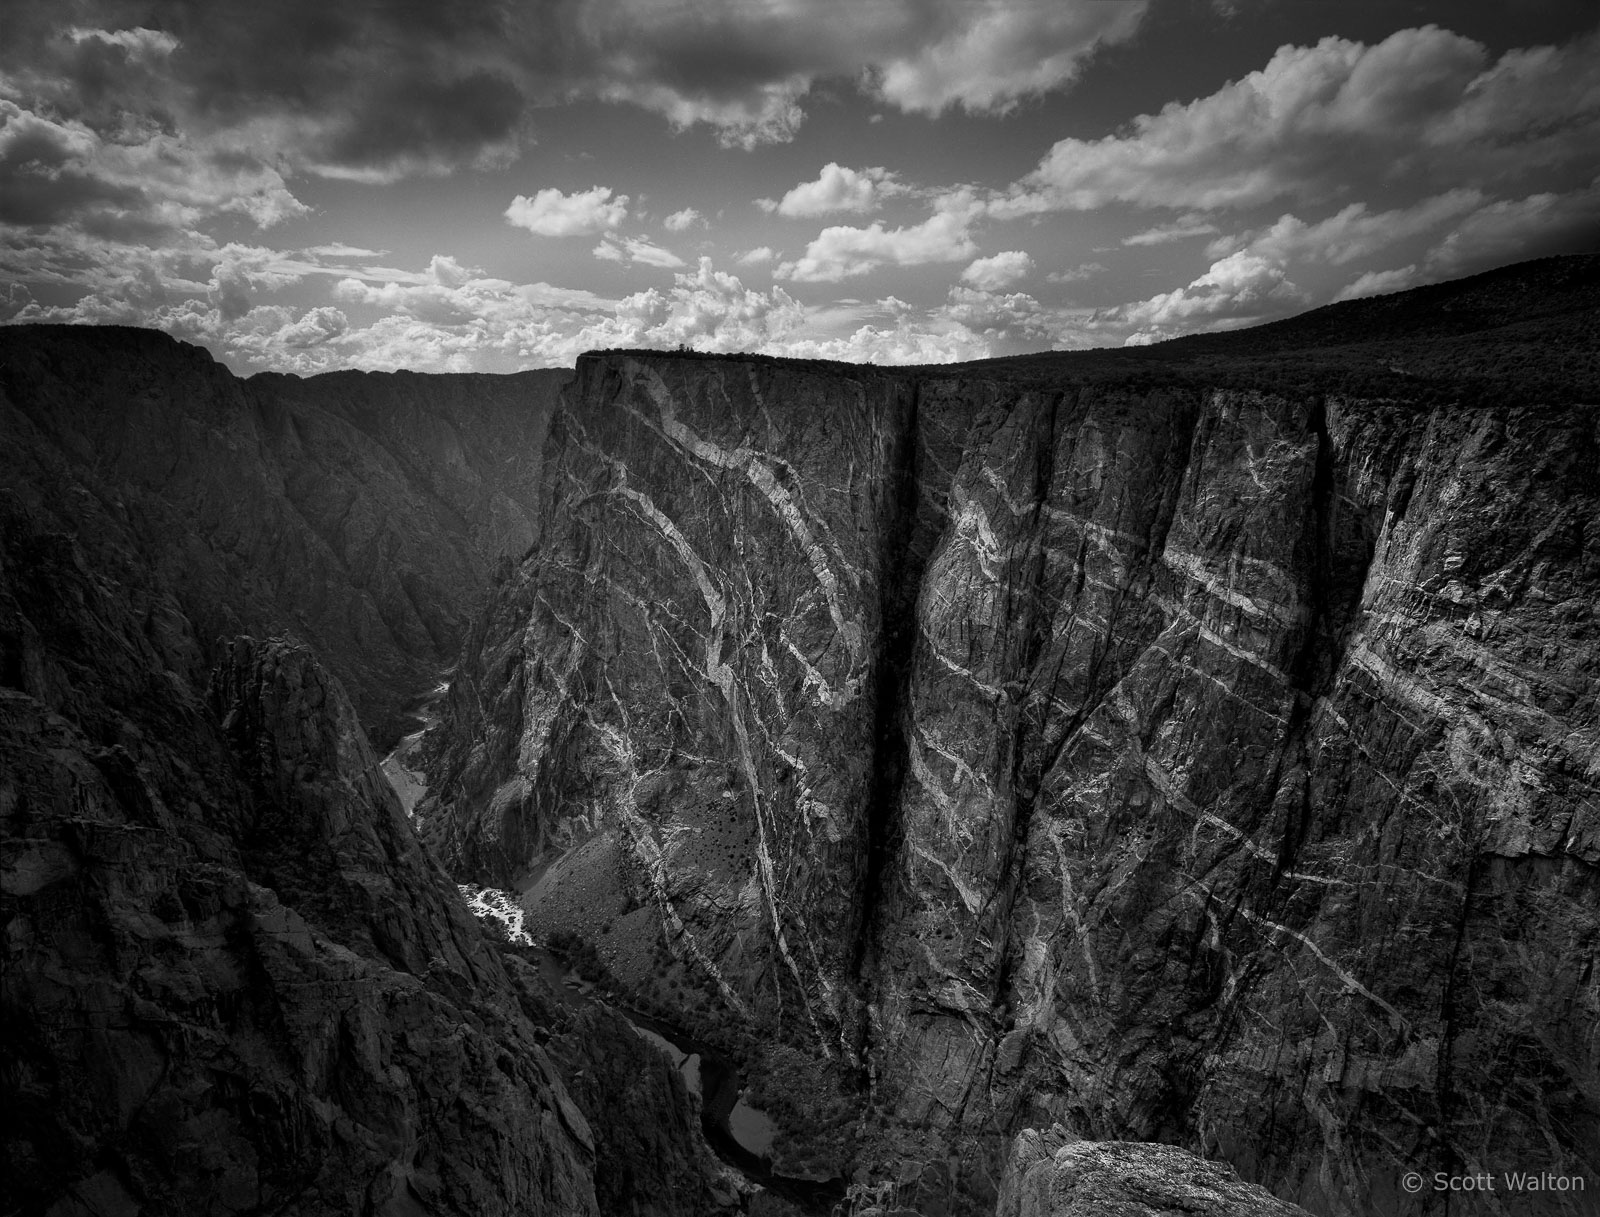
xmin=990 ymin=389 xmax=1067 ymax=1012
xmin=1272 ymin=396 xmax=1377 ymax=884
xmin=850 ymin=382 xmax=924 ymax=1029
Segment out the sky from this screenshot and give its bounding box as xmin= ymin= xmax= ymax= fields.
xmin=2 ymin=0 xmax=1597 ymax=375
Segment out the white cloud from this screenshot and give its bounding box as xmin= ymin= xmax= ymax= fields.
xmin=592 ymin=235 xmax=687 ymax=269
xmin=663 ymin=207 xmax=704 ymax=232
xmin=777 ymin=191 xmax=981 ymax=282
xmin=565 ymin=258 xmax=806 ymax=354
xmin=1047 ymin=261 xmax=1106 ymax=284
xmin=872 ymin=1 xmax=1148 ymax=116
xmin=960 ymin=250 xmax=1033 ymax=291
xmin=940 ymin=286 xmax=1067 ymax=352
xmin=1332 ymin=265 xmax=1419 ymax=302
xmin=1099 ymin=251 xmax=1307 ymax=343
xmin=334 ymin=277 xmax=483 ymax=327
xmin=66 ymin=25 xmax=181 ymax=58
xmin=505 ymin=185 xmax=629 ymax=237
xmin=1208 ymin=189 xmax=1487 ymax=267
xmin=1123 ymin=219 xmax=1219 ymax=246
xmin=760 ymin=163 xmax=904 ymax=217
xmin=994 ymin=26 xmax=1600 ymax=217
xmin=300 ymin=243 xmax=388 ymax=260
xmin=277 ymin=305 xmax=349 ymax=347
xmin=737 ymin=246 xmax=776 ymax=265
xmin=427 ymin=254 xmax=478 ymax=288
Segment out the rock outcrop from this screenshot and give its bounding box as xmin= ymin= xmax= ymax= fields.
xmin=544 ymin=1005 xmax=745 ymax=1217
xmin=0 ymin=495 xmax=605 ymax=1215
xmin=417 ymin=258 xmax=1600 ymax=1216
xmin=996 ymin=1129 xmax=1310 ymax=1217
xmin=0 ymin=326 xmax=563 ymax=746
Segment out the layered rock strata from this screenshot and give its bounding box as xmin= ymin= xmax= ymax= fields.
xmin=420 ymin=343 xmax=1599 ymax=1216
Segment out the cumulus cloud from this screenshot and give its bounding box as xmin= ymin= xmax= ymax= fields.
xmin=737 ymin=246 xmax=777 ymax=265
xmin=505 ymin=186 xmax=629 ymax=237
xmin=960 ymin=250 xmax=1033 ymax=291
xmin=760 ymin=164 xmax=905 ymax=217
xmin=994 ymin=25 xmax=1600 ymax=217
xmin=571 ymin=258 xmax=807 ymax=353
xmin=777 ymin=192 xmax=981 ymax=282
xmin=1099 ymin=251 xmax=1308 ymax=344
xmin=663 ymin=207 xmax=704 ymax=232
xmin=9 ymin=241 xmax=1057 ymax=373
xmin=941 ymin=286 xmax=1058 ymax=351
xmin=278 ymin=306 xmax=349 ymax=347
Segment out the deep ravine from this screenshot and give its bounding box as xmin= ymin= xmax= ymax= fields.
xmin=4 ymin=256 xmax=1598 ymax=1217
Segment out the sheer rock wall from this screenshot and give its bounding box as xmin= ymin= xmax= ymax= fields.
xmin=420 ymin=350 xmax=1600 ymax=1216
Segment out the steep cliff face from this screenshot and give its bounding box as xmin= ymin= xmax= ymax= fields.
xmin=861 ymin=387 xmax=1600 ymax=1216
xmin=0 ymin=325 xmax=563 ymax=745
xmin=418 ymin=354 xmax=926 ymax=1178
xmin=0 ymin=495 xmax=601 ymax=1214
xmin=419 ymin=285 xmax=1599 ymax=1214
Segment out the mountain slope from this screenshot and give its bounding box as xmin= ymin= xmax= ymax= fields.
xmin=0 ymin=326 xmax=564 ymax=746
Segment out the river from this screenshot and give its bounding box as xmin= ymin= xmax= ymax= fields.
xmin=389 ymin=681 xmax=839 ymax=1208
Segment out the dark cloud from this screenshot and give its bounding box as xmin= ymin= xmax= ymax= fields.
xmin=0 ymin=103 xmax=147 ymax=229
xmin=321 ymin=70 xmax=527 ymax=174
xmin=1 ymin=0 xmax=536 ymax=178
xmin=0 ymin=0 xmax=1153 ymax=175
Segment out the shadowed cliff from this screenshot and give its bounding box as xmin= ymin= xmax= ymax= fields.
xmin=0 ymin=326 xmax=566 ymax=747
xmin=0 ymin=484 xmax=755 ymax=1216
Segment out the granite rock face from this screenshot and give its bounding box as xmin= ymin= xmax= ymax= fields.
xmin=4 ymin=264 xmax=1597 ymax=1217
xmin=418 ymin=354 xmax=921 ymax=1179
xmin=0 ymin=325 xmax=563 ymax=746
xmin=420 ymin=334 xmax=1599 ymax=1214
xmin=996 ymin=1128 xmax=1310 ymax=1217
xmin=0 ymin=498 xmax=602 ymax=1215
xmin=544 ymin=1004 xmax=745 ymax=1217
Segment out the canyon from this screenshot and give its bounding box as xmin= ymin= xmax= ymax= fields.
xmin=3 ymin=255 xmax=1598 ymax=1217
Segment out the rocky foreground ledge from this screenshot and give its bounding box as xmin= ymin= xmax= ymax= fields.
xmin=997 ymin=1129 xmax=1311 ymax=1217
